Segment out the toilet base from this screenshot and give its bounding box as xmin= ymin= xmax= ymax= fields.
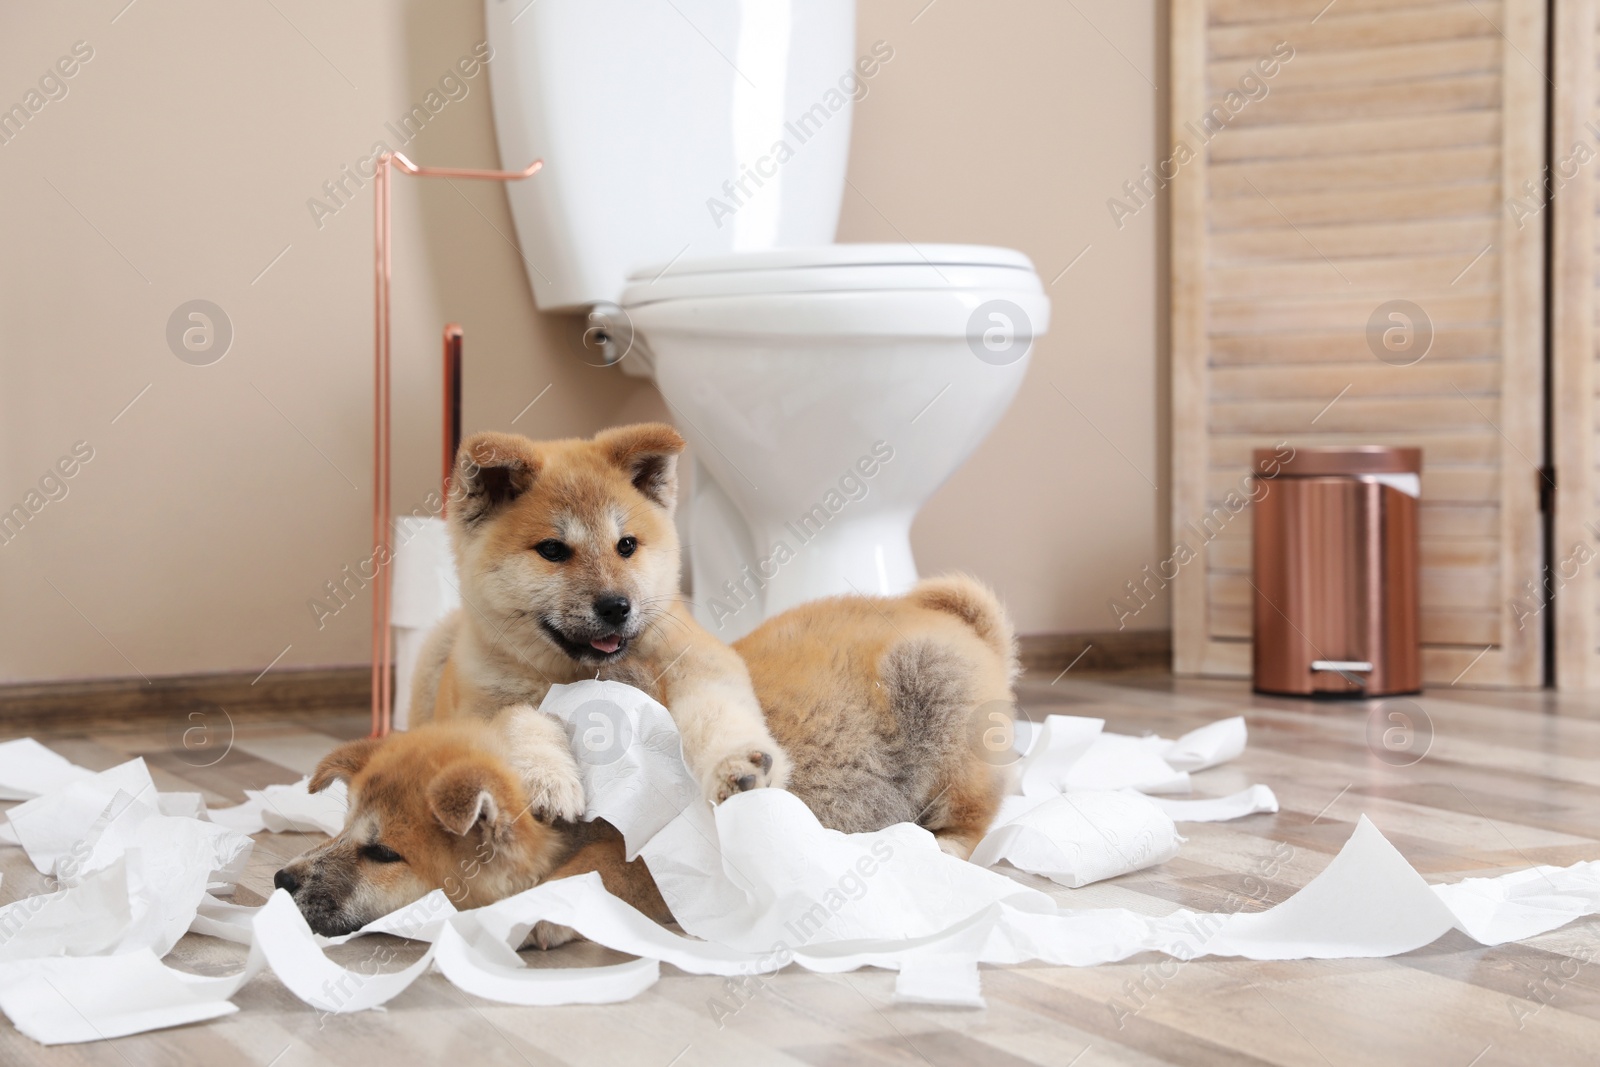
xmin=629 ymin=274 xmax=1048 ymax=640
xmin=687 ymin=459 xmax=917 ymax=640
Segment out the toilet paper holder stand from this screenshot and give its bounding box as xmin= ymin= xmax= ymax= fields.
xmin=370 ymin=152 xmax=542 ymax=737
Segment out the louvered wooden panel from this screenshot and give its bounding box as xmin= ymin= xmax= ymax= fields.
xmin=1171 ymin=0 xmax=1546 ymax=686
xmin=1552 ymin=0 xmax=1600 ymax=689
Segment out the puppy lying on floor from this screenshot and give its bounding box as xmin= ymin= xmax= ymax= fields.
xmin=276 ymin=575 xmax=1018 ymax=940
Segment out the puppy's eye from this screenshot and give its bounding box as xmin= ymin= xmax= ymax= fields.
xmin=360 ymin=843 xmax=405 ymax=864
xmin=616 ymin=536 xmax=637 ymax=558
xmin=533 ymin=540 xmax=572 ymax=563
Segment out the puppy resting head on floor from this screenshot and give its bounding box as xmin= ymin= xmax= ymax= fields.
xmin=273 ymin=722 xmax=564 ymax=936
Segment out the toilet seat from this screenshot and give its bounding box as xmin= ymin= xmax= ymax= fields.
xmin=621 ymin=244 xmax=1042 ymax=307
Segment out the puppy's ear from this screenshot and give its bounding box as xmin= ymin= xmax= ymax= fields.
xmin=595 ymin=423 xmax=685 ymax=509
xmin=309 ymin=737 xmax=384 ymax=793
xmin=427 ymin=758 xmax=521 ymax=839
xmin=453 ymin=432 xmax=540 ymax=526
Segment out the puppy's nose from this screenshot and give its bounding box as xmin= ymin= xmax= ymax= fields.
xmin=593 ymin=594 xmax=631 ymax=627
xmin=274 ymin=868 xmax=301 ymax=894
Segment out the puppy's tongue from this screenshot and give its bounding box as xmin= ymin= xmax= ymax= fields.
xmin=590 ymin=635 xmax=623 ymax=654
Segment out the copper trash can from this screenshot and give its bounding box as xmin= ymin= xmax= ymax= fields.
xmin=1251 ymin=446 xmax=1422 ymax=697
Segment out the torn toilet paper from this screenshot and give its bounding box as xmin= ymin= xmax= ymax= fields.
xmin=208 ymin=777 xmax=348 ymax=836
xmin=3 ymin=682 xmax=1600 ymax=1045
xmin=968 ymin=792 xmax=1181 ymax=888
xmin=0 ymin=738 xmax=95 ymax=801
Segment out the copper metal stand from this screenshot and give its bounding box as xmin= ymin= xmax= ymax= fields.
xmin=370 ymin=153 xmax=542 ymax=738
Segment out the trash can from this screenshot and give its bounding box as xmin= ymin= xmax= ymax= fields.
xmin=1251 ymin=446 xmax=1421 ymax=697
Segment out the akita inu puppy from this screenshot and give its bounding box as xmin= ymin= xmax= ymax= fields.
xmin=274 ymin=720 xmax=670 ymax=940
xmin=277 ymin=576 xmax=1019 ymax=939
xmin=411 ymin=424 xmax=789 ymax=820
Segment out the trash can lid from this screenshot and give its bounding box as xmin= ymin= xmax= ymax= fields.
xmin=1252 ymin=445 xmax=1422 ymax=476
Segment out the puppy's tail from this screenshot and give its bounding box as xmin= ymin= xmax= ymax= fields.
xmin=908 ymin=573 xmax=1019 ymax=683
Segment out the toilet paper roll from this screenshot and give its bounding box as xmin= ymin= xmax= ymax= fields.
xmin=390 ymin=517 xmax=461 ymax=730
xmin=392 ymin=626 xmax=429 ymax=732
xmin=389 ymin=517 xmax=460 ymax=628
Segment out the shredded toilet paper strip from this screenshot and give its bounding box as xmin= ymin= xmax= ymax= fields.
xmin=968 ymin=793 xmax=1182 ymax=888
xmin=8 ymin=759 xmax=157 ymax=875
xmin=208 ymin=777 xmax=348 ymax=836
xmin=1145 ymin=784 xmax=1280 ymax=823
xmin=2 ymin=683 xmax=1600 ymax=1043
xmin=0 ymin=951 xmax=242 ymax=1043
xmin=0 ymin=739 xmax=96 ymax=802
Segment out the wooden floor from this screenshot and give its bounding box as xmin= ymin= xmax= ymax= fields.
xmin=4 ymin=672 xmax=1600 ymax=1065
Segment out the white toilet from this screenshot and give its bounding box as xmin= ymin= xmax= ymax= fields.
xmin=486 ymin=0 xmax=1048 ymax=640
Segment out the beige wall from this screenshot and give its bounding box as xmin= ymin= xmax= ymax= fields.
xmin=0 ymin=0 xmax=1166 ymax=685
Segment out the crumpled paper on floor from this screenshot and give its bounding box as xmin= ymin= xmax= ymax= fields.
xmin=1014 ymin=713 xmax=1249 ymax=797
xmin=5 ymin=682 xmax=1600 ymax=1043
xmin=1144 ymin=784 xmax=1279 ymax=823
xmin=207 ymin=777 xmax=347 ymax=836
xmin=0 ymin=739 xmax=95 ymax=802
xmin=968 ymin=792 xmax=1181 ymax=887
xmin=0 ymin=950 xmax=242 ymax=1042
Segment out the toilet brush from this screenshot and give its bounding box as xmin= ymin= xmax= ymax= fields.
xmin=441 ymin=323 xmax=463 ymax=507
xmin=387 ymin=325 xmax=469 ymax=732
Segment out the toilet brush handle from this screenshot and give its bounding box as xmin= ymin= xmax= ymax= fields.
xmin=442 ymin=324 xmax=463 ymax=512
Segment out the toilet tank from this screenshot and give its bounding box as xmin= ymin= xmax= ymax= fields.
xmin=486 ymin=0 xmax=862 ymax=311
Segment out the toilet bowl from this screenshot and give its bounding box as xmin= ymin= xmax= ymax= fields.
xmin=620 ymin=244 xmax=1046 ymax=637
xmin=485 ymin=0 xmax=1049 ymax=636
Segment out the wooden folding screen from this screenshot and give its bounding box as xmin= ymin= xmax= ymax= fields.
xmin=1553 ymin=0 xmax=1600 ymax=690
xmin=1171 ymin=0 xmax=1547 ymax=686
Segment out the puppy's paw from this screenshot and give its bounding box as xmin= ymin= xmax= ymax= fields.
xmin=520 ymin=763 xmax=587 ymax=823
xmin=705 ymin=744 xmax=789 ymax=803
xmin=498 ymin=705 xmax=587 ymax=822
xmin=525 ymin=921 xmax=578 ymax=951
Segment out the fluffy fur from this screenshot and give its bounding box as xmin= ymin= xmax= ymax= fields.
xmin=414 ymin=424 xmax=789 ymax=819
xmin=275 ymin=720 xmax=666 ymax=943
xmin=278 ymin=575 xmax=1020 ymax=941
xmin=735 ymin=574 xmax=1019 ymax=857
